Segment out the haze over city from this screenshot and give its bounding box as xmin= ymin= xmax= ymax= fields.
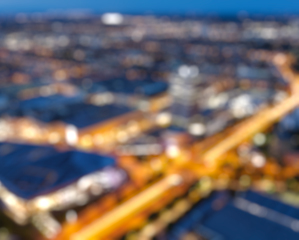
xmin=1 ymin=0 xmax=299 ymax=14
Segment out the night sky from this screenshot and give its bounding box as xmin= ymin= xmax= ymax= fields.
xmin=0 ymin=0 xmax=299 ymax=15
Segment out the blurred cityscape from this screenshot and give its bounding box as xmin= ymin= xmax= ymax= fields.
xmin=1 ymin=11 xmax=299 ymax=240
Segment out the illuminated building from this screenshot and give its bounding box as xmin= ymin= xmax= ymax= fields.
xmin=169 ymin=65 xmax=203 ymax=129
xmin=0 ymin=143 xmax=126 ymax=226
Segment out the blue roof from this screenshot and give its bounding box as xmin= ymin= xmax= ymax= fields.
xmin=9 ymin=97 xmax=133 ymax=128
xmin=0 ymin=143 xmax=116 ymax=199
xmin=19 ymin=94 xmax=83 ymax=110
xmin=241 ymin=190 xmax=299 ymax=219
xmin=166 ymin=125 xmax=187 ymax=132
xmin=202 ymin=203 xmax=299 ymax=240
xmin=136 ymin=81 xmax=168 ymax=97
xmin=0 ymin=83 xmax=47 ymax=97
xmin=278 ymin=108 xmax=299 ymax=133
xmin=62 ymin=103 xmax=133 ymax=128
xmin=7 ymin=94 xmax=84 ymax=122
xmin=167 ymin=191 xmax=299 ymax=240
xmin=94 ymin=78 xmax=168 ymax=97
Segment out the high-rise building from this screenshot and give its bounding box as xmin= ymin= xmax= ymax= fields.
xmin=169 ymin=65 xmax=204 ymax=128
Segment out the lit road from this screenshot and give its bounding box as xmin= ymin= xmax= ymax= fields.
xmin=70 ymin=174 xmax=185 ymax=240
xmin=51 ymin=53 xmax=299 ymax=240
xmin=202 ymin=93 xmax=299 ymax=166
xmin=202 ymin=53 xmax=299 ymax=166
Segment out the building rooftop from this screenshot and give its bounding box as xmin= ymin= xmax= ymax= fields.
xmin=62 ymin=103 xmax=134 ymax=128
xmin=94 ymin=78 xmax=168 ymax=97
xmin=167 ymin=191 xmax=299 ymax=240
xmin=8 ymin=95 xmax=134 ymax=128
xmin=0 ymin=143 xmax=116 ymax=199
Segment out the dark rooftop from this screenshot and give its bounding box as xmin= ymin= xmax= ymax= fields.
xmin=0 ymin=143 xmax=116 ymax=199
xmin=94 ymin=78 xmax=168 ymax=97
xmin=62 ymin=103 xmax=134 ymax=128
xmin=8 ymin=95 xmax=134 ymax=128
xmin=167 ymin=191 xmax=299 ymax=240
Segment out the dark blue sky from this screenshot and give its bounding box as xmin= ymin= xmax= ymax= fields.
xmin=1 ymin=0 xmax=299 ymax=15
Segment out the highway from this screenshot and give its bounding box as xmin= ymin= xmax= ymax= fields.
xmin=202 ymin=93 xmax=299 ymax=166
xmin=50 ymin=53 xmax=299 ymax=240
xmin=63 ymin=174 xmax=191 ymax=240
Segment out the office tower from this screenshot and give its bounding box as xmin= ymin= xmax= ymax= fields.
xmin=169 ymin=65 xmax=203 ymax=128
